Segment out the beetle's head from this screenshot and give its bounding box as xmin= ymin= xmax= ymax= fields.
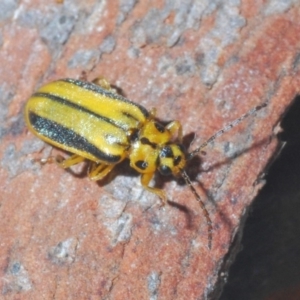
xmin=157 ymin=144 xmax=187 ymax=177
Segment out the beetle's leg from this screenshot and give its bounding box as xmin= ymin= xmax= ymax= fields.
xmin=149 ymin=108 xmax=157 ymax=119
xmin=88 ymin=162 xmax=115 ymax=181
xmin=92 ymin=77 xmax=117 ymax=93
xmin=141 ymin=173 xmax=167 ymax=205
xmin=79 ymin=70 xmax=88 ymax=81
xmin=40 ymin=154 xmax=85 ymax=169
xmin=166 ymin=121 xmax=182 ymax=142
xmin=79 ymin=72 xmax=111 ymax=90
xmin=57 ymin=154 xmax=86 ymax=168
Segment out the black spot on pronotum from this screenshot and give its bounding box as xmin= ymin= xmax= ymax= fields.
xmin=135 ymin=160 xmax=148 ymax=170
xmin=154 ymin=122 xmax=165 ymax=133
xmin=141 ymin=137 xmax=150 ymax=144
xmin=140 ymin=137 xmax=156 ymax=148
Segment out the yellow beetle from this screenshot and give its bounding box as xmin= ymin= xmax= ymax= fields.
xmin=25 ymin=77 xmax=266 ymax=248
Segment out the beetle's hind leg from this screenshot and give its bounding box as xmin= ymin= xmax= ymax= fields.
xmin=40 ymin=154 xmax=115 ymax=181
xmin=39 ymin=154 xmax=86 ymax=169
xmin=88 ymin=162 xmax=115 ymax=181
xmin=55 ymin=154 xmax=86 ymax=168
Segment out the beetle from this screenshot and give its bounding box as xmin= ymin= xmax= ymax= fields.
xmin=24 ymin=77 xmax=266 ymax=248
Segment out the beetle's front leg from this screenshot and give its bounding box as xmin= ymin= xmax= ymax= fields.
xmin=141 ymin=173 xmax=167 ymax=205
xmin=166 ymin=121 xmax=183 ymax=142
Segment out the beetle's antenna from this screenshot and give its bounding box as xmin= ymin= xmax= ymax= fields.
xmin=187 ymin=102 xmax=267 ymax=160
xmin=181 ymin=169 xmax=212 ymax=249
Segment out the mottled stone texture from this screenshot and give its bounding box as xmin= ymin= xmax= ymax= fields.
xmin=0 ymin=1 xmax=299 ymax=299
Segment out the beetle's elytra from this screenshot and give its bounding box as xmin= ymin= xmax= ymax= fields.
xmin=24 ymin=77 xmax=267 ymax=249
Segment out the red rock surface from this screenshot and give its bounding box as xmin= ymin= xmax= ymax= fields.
xmin=0 ymin=1 xmax=300 ymax=299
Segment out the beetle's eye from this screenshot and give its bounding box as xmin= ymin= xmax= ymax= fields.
xmin=159 ymin=165 xmax=172 ymax=176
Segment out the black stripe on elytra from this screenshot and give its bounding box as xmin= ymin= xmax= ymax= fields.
xmin=60 ymin=78 xmax=150 ymax=118
xmin=122 ymin=111 xmax=140 ymax=123
xmin=33 ymin=92 xmax=125 ymax=131
xmin=29 ymin=112 xmax=121 ymax=163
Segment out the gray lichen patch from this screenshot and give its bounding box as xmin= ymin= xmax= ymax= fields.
xmin=264 ymin=0 xmax=299 ymax=15
xmin=0 ymin=83 xmax=16 ymax=139
xmin=3 ymin=261 xmax=33 ymax=295
xmin=1 ymin=139 xmax=47 ymax=178
xmin=128 ymin=1 xmax=245 ymax=87
xmin=129 ymin=0 xmax=220 ymax=49
xmin=117 ymin=0 xmax=138 ymax=24
xmin=197 ymin=1 xmax=246 ymax=85
xmin=98 ymin=194 xmax=133 ymax=246
xmin=68 ymin=49 xmax=100 ymax=69
xmin=48 ymin=238 xmax=78 ymax=265
xmin=0 ymin=0 xmax=19 ymax=22
xmin=40 ymin=11 xmax=77 ymax=51
xmin=147 ymin=271 xmax=161 ymax=300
